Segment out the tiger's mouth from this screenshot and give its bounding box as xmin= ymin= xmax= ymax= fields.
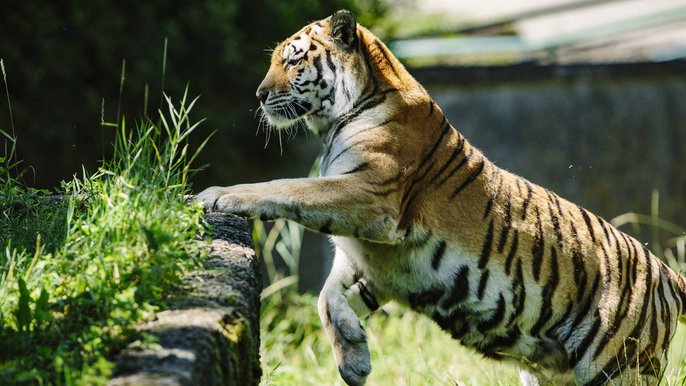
xmin=261 ymin=99 xmax=313 ymax=129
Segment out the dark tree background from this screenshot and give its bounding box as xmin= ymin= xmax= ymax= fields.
xmin=0 ymin=0 xmax=387 ymax=189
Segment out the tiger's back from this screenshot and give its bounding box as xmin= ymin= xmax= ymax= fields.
xmin=198 ymin=10 xmax=686 ymax=385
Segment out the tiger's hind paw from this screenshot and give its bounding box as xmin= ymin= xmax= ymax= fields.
xmin=319 ymin=295 xmax=371 ymax=385
xmin=336 ymin=327 xmax=371 ymax=386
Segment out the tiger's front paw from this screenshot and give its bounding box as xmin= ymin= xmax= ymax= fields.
xmin=319 ymin=295 xmax=372 ymax=386
xmin=195 ymin=185 xmax=250 ymax=216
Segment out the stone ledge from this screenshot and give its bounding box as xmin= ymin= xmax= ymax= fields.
xmin=109 ymin=213 xmax=261 ymax=386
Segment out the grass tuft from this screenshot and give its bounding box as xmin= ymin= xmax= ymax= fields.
xmin=0 ymin=89 xmax=208 ymax=385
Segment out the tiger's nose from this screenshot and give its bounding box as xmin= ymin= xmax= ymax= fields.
xmin=256 ymin=87 xmax=269 ymax=104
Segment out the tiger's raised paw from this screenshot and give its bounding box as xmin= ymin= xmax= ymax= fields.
xmin=195 ymin=186 xmax=227 ymax=211
xmin=319 ymin=295 xmax=371 ymax=386
xmin=195 ymin=185 xmax=253 ymax=216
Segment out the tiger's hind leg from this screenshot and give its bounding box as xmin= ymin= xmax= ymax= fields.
xmin=318 ymin=247 xmax=385 ymax=386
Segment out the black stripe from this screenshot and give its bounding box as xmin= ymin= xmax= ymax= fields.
xmin=483 ymin=198 xmax=494 ymax=219
xmin=478 ymin=293 xmax=506 ymax=333
xmin=677 ymin=276 xmax=686 ymax=309
xmin=401 ymin=160 xmax=437 ymax=216
xmin=357 ymin=281 xmax=380 ymax=311
xmin=325 ymin=301 xmax=332 ymax=326
xmin=319 ymin=218 xmax=333 ymax=234
xmin=504 ymin=230 xmax=519 ymax=275
xmin=569 ymin=223 xmax=588 ymax=302
xmin=531 ymin=246 xmax=560 ymax=336
xmin=428 ymin=100 xmax=435 ymax=117
xmin=436 ymin=147 xmax=472 ymax=188
xmin=657 ymin=274 xmax=671 ymax=351
xmin=615 ymin=231 xmax=624 ymax=278
xmin=418 ymin=116 xmax=451 ymax=169
xmin=450 ymin=158 xmax=485 ymax=199
xmin=601 ymin=242 xmax=613 ymax=288
xmin=629 ymin=236 xmax=640 ymax=284
xmin=324 ymin=48 xmax=335 ymax=71
xmin=552 ymin=194 xmax=564 ymax=217
xmin=649 ymin=297 xmax=659 ymax=352
xmin=477 ymin=269 xmax=490 ymax=300
xmin=494 ymin=171 xmax=505 ymax=199
xmin=480 ymin=327 xmax=521 ymax=359
xmin=479 ymin=219 xmax=495 ymax=269
xmin=596 ymin=214 xmax=611 ymax=245
xmin=429 ymin=134 xmax=466 ymax=186
xmin=311 ymin=55 xmax=323 ymax=83
xmin=546 ymin=301 xmax=574 ymax=339
xmin=591 ymin=319 xmax=618 ymax=361
xmin=564 ymin=273 xmax=600 ymax=342
xmin=293 ymin=206 xmax=302 ymax=222
xmin=324 ymin=86 xmax=397 ymax=155
xmin=578 ymin=206 xmax=596 ymax=243
xmin=665 ymin=270 xmax=682 ymax=313
xmin=532 ymin=207 xmax=545 ymax=282
xmin=573 ymin=249 xmax=588 ymax=303
xmin=520 ymin=180 xmax=533 ymax=220
xmin=342 ymin=161 xmax=369 ymax=175
xmin=433 ymin=309 xmax=459 ymax=331
xmin=450 ymin=321 xmax=470 ymax=340
xmin=497 ymin=187 xmax=512 ymax=253
xmin=408 ymin=287 xmax=444 ymax=310
xmin=547 ymin=197 xmax=563 ymax=248
xmin=507 ymin=259 xmax=526 ymax=326
xmin=614 ymin=234 xmax=635 ymax=322
xmin=259 ymin=213 xmax=276 ymax=221
xmin=431 ymin=240 xmax=447 ymax=270
xmin=620 ymin=248 xmax=654 ymax=368
xmin=443 ymin=265 xmax=470 ymax=306
xmin=653 ymin=274 xmax=672 ymax=350
xmin=569 ymin=314 xmax=601 ymax=368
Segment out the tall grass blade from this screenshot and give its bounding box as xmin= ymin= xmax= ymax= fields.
xmin=1 ymin=59 xmax=16 ymax=138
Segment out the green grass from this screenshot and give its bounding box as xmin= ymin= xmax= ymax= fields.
xmin=0 ymin=91 xmax=209 ymax=385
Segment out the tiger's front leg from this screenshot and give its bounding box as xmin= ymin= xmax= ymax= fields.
xmin=196 ymin=175 xmax=404 ymax=244
xmin=318 ymin=247 xmax=386 ymax=386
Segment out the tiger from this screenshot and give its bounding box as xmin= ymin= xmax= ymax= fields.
xmin=196 ymin=9 xmax=686 ymax=386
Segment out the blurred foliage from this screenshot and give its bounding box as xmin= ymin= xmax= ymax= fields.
xmin=0 ymin=0 xmax=388 ymax=189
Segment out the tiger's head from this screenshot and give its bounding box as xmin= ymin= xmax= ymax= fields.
xmin=256 ymin=10 xmax=371 ymax=136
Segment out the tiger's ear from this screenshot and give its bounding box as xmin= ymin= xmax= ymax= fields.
xmin=330 ymin=10 xmax=358 ymax=51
